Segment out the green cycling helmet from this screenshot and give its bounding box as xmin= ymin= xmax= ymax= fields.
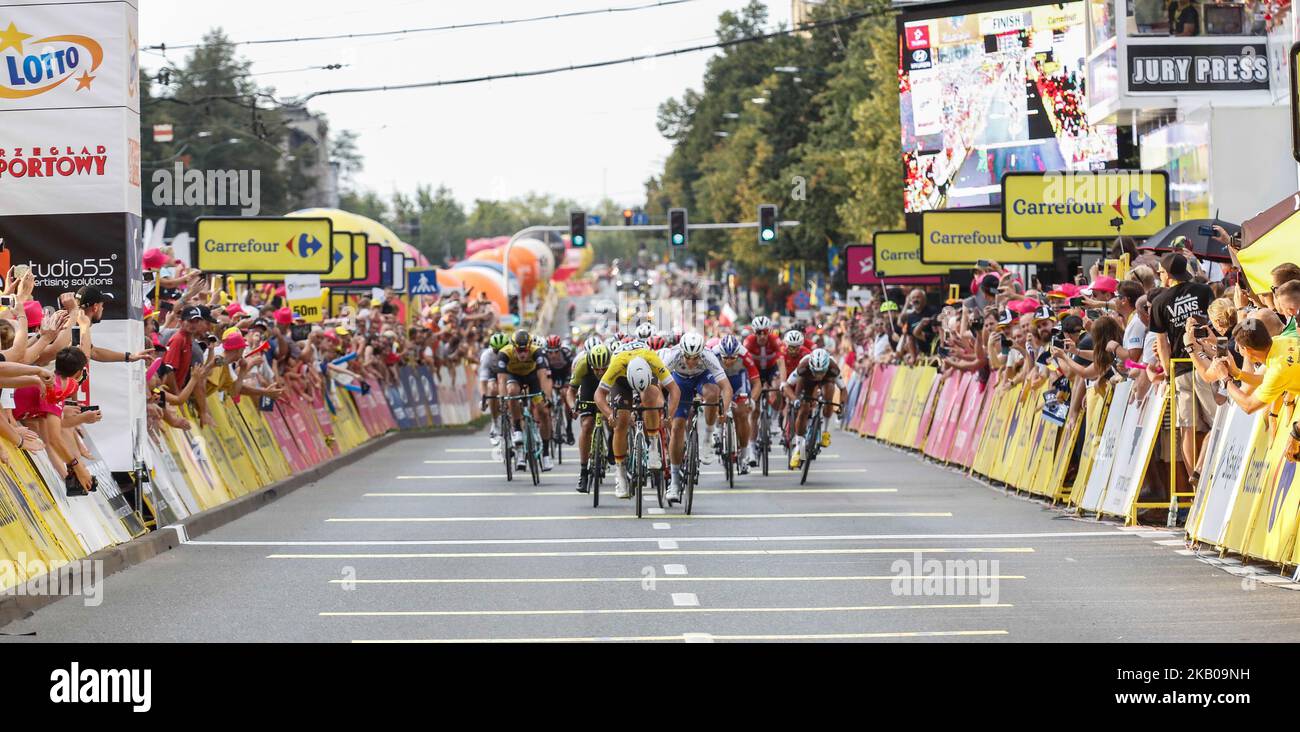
xmin=489 ymin=332 xmax=510 ymax=351
xmin=586 ymin=344 xmax=612 ymax=371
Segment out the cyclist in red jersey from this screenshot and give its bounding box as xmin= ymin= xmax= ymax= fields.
xmin=744 ymin=316 xmax=782 ymax=466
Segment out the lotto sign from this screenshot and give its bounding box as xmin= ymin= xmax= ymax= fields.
xmin=1001 ymin=171 xmax=1169 ymax=241
xmin=195 ymin=217 xmax=333 ymax=274
xmin=873 ymin=231 xmax=948 ymax=277
xmin=921 ymin=209 xmax=1053 ymax=264
xmin=0 ymin=1 xmax=140 ymax=112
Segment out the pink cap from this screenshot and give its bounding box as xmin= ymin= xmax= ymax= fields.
xmin=1088 ymin=275 xmax=1118 ymax=293
xmin=1008 ymin=298 xmax=1040 ymax=315
xmin=142 ymin=248 xmax=169 ymax=270
xmin=275 ymin=285 xmax=287 ymax=298
xmin=225 ymin=302 xmax=245 ymax=318
xmin=273 ymin=307 xmax=294 ymax=326
xmin=1049 ymin=283 xmax=1082 ymax=299
xmin=222 ymin=331 xmax=247 ymax=351
xmin=22 ymin=300 xmax=42 ymax=327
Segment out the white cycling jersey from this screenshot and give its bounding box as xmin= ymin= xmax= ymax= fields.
xmin=477 ymin=347 xmax=497 ymax=382
xmin=661 ymin=345 xmax=727 ymax=381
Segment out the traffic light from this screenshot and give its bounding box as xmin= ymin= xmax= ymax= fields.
xmin=758 ymin=203 xmax=777 ymax=244
xmin=623 ymin=208 xmax=634 ymax=226
xmin=570 ymin=210 xmax=587 ymax=247
xmin=669 ymin=208 xmax=687 ymax=247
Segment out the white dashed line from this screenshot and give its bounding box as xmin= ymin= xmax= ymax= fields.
xmin=663 ymin=564 xmax=688 ymax=575
xmin=652 ymin=523 xmax=670 ymax=530
xmin=658 ymin=540 xmax=679 ymax=550
xmin=670 ymin=593 xmax=699 ymax=607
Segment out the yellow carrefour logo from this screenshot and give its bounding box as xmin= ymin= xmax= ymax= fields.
xmin=1002 ymin=171 xmax=1168 ymax=240
xmin=920 ymin=210 xmax=1053 ymax=264
xmin=196 ymin=217 xmax=334 ymax=274
xmin=0 ymin=21 xmax=103 ymax=99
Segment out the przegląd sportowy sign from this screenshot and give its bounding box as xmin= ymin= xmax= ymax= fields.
xmin=1127 ymin=43 xmax=1269 ymax=92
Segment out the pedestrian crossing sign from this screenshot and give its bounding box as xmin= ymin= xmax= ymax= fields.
xmin=408 ymin=268 xmax=439 ymax=295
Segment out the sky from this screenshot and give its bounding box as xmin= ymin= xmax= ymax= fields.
xmin=139 ymin=0 xmax=794 ymax=209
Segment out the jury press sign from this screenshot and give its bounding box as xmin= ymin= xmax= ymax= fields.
xmin=1127 ymin=43 xmax=1269 ymax=93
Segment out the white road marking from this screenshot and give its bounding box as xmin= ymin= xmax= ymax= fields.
xmin=270 ymin=546 xmax=1035 ymax=559
xmin=1153 ymin=539 xmax=1187 ymax=546
xmin=421 ymin=459 xmax=500 ymax=464
xmin=326 ymin=602 xmax=1011 ymax=617
xmin=353 ymin=629 xmax=1009 ymax=643
xmin=363 ymin=488 xmax=900 ymax=497
xmin=682 ymin=633 xmax=714 ymax=643
xmin=652 ymin=523 xmax=670 ymax=530
xmin=443 ymin=448 xmax=496 ymax=453
xmin=395 ymin=468 xmax=870 ymax=479
xmin=328 ymin=574 xmax=1025 ymax=585
xmin=324 ymin=512 xmax=952 ymax=523
xmin=189 ymin=530 xmax=1122 ymax=547
xmin=671 ymin=593 xmax=699 ymax=607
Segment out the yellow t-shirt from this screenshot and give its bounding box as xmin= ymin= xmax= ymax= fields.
xmin=599 ymin=348 xmax=671 ymax=389
xmin=1253 ymin=336 xmax=1300 ymax=405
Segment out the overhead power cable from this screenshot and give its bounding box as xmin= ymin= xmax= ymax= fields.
xmin=299 ymin=7 xmax=889 ymax=101
xmin=144 ymin=0 xmax=701 ymax=51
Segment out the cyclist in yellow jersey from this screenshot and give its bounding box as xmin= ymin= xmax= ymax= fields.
xmin=595 ymin=342 xmax=680 ymax=499
xmin=495 ymin=329 xmax=556 ymax=471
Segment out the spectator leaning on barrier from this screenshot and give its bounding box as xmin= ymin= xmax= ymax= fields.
xmin=1149 ymin=252 xmax=1216 ymax=486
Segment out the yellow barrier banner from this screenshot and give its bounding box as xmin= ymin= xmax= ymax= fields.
xmin=196 ymin=217 xmax=334 ymax=274
xmin=920 ymin=210 xmax=1054 ymax=265
xmin=1001 ymin=171 xmax=1169 ymax=241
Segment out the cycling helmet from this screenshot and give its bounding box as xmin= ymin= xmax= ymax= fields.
xmin=489 ymin=332 xmax=509 ymax=351
xmin=752 ymin=315 xmax=773 ymax=332
xmin=634 ymin=322 xmax=655 ymax=340
xmin=546 ymin=334 xmax=562 ymax=350
xmin=531 ymin=334 xmax=544 ymax=349
xmin=718 ymin=334 xmax=742 ymax=358
xmin=626 ymin=357 xmax=653 ymax=391
xmin=783 ymin=329 xmax=805 ymax=348
xmin=586 ymin=344 xmax=611 ymax=371
xmin=646 ymin=335 xmax=666 ymax=351
xmin=512 ymin=329 xmax=531 ymax=348
xmin=625 ymin=339 xmax=648 ymax=352
xmin=809 ymin=348 xmax=831 ymax=373
xmin=740 ymin=326 xmax=753 ymax=341
xmin=656 ymin=329 xmax=673 ymax=345
xmin=680 ymin=332 xmax=705 ymax=356
xmin=583 ymin=335 xmax=602 ymax=352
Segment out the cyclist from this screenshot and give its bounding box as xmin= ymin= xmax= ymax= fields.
xmin=567 ymin=344 xmax=612 ymax=494
xmin=744 ymin=315 xmax=783 ymax=466
xmin=595 ymin=340 xmax=680 ymax=499
xmin=783 ymin=348 xmax=845 ymax=469
xmin=479 ymin=331 xmax=510 ymax=446
xmin=543 ymin=334 xmax=576 ymax=445
xmin=495 ymin=329 xmax=555 ymax=472
xmin=664 ymin=332 xmax=731 ymax=502
xmin=711 ymin=334 xmax=759 ymax=474
xmin=634 ymin=322 xmax=655 ymax=341
xmin=774 ymin=329 xmax=811 ymax=438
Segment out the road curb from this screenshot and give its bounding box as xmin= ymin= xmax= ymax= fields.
xmin=0 ymin=424 xmax=484 ymax=629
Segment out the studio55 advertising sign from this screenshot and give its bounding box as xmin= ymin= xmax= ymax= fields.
xmin=1127 ymin=42 xmax=1269 ymax=93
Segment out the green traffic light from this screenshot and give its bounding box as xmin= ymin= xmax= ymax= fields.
xmin=574 ymin=235 xmax=585 ymax=246
xmin=672 ymin=234 xmax=684 ymax=245
xmin=761 ymin=228 xmax=775 ymax=241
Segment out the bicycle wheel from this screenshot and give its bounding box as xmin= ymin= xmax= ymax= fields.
xmin=724 ymin=418 xmax=735 ymax=489
xmin=800 ymin=414 xmax=819 ymax=486
xmin=553 ymin=402 xmax=564 ymax=466
xmin=591 ymin=425 xmax=603 ymax=508
xmin=502 ymin=415 xmax=514 ymax=482
xmin=761 ymin=432 xmax=769 ymax=476
xmin=527 ymin=421 xmax=541 ymax=486
xmin=632 ymin=428 xmax=645 ymax=518
xmin=683 ymin=426 xmax=697 ymax=515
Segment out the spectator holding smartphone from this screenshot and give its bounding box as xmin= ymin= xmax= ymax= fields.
xmin=1150 ymin=252 xmax=1216 ymax=486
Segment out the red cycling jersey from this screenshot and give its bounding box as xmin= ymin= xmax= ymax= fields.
xmin=743 ymin=332 xmax=782 ymax=369
xmin=781 ymin=344 xmax=811 ymax=374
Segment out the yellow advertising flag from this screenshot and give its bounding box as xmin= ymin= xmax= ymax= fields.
xmin=1237 ymin=192 xmax=1300 ymax=296
xmin=1001 ymin=171 xmax=1169 ymax=241
xmin=873 ymin=231 xmax=949 ymax=277
xmin=196 ymin=217 xmax=334 ymax=274
xmin=921 ymin=210 xmax=1053 ymax=264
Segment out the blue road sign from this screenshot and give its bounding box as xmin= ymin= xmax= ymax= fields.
xmin=633 ymin=212 xmax=650 ymax=226
xmin=408 ymin=269 xmax=440 ymax=295
xmin=588 ymin=215 xmax=602 ymax=225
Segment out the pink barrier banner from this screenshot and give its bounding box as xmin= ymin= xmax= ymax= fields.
xmin=953 ymin=374 xmax=995 ymax=468
xmin=923 ymin=373 xmax=962 ymax=459
xmin=286 ymin=397 xmax=328 ymax=465
xmin=936 ymin=372 xmax=977 ymax=462
xmin=913 ymin=372 xmax=944 ymax=449
xmin=266 ymin=404 xmax=312 ymax=472
xmin=862 ymin=365 xmax=896 ymax=437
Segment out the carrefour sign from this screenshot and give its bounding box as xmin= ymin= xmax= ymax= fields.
xmin=920 ymin=210 xmax=1053 ymax=264
xmin=196 ymin=217 xmax=334 ymax=274
xmin=1002 ymin=171 xmax=1169 ymax=241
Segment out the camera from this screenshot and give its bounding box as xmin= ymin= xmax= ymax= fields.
xmin=1050 ymin=327 xmax=1065 ymax=350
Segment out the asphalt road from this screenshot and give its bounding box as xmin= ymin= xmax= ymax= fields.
xmin=6 ymin=423 xmax=1300 ymax=643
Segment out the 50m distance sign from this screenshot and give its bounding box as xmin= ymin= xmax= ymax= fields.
xmin=196 ymin=217 xmax=334 ymax=274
